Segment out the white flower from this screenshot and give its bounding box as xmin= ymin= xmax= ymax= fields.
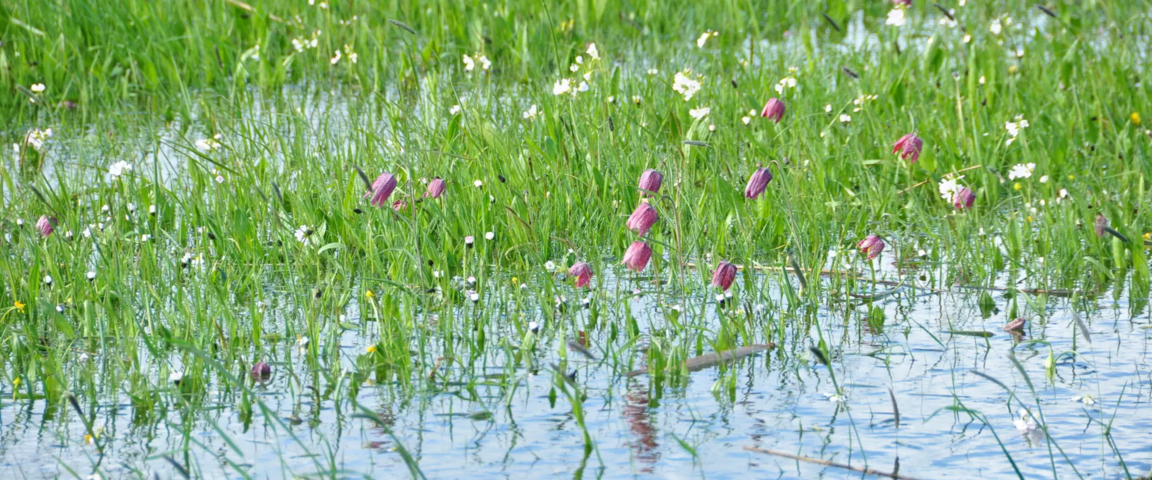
xmin=552 ymin=78 xmax=573 ymax=96
xmin=544 ymin=261 xmax=557 ymax=272
xmin=1014 ymin=409 xmax=1037 ymax=432
xmin=523 ymin=104 xmax=540 ymax=120
xmin=569 ymin=63 xmax=579 ymax=73
xmin=485 ymin=231 xmax=495 ymax=240
xmin=632 ymin=95 xmax=642 ymax=104
xmin=108 ymin=161 xmax=133 ymax=179
xmin=824 ymin=104 xmax=832 ymax=113
xmin=462 ymin=54 xmax=476 ymax=71
xmin=149 ymin=205 xmax=157 ymax=215
xmin=990 ymin=19 xmax=1002 ymax=35
xmin=689 ymin=107 xmax=710 ymax=119
xmin=465 ymin=235 xmax=475 ymax=245
xmin=839 ymin=114 xmax=852 ymax=124
xmin=44 ymin=275 xmax=53 ymax=285
xmin=672 ymin=71 xmax=702 ymax=101
xmin=1007 ymin=163 xmax=1035 ymax=180
xmin=1039 ymin=175 xmax=1049 ymax=183
xmin=86 ymin=271 xmax=96 ymax=280
xmin=473 ymin=180 xmax=483 ymax=188
xmin=24 ymin=128 xmax=53 ymax=152
xmin=963 ymin=34 xmax=972 ymax=43
xmin=938 ymin=176 xmax=964 ymax=200
xmin=329 ymin=50 xmax=342 ymax=65
xmin=449 ymin=104 xmax=462 ymax=115
xmin=215 ymin=174 xmax=225 ymax=184
xmin=647 ymin=68 xmax=659 ymax=75
xmin=979 ymin=75 xmax=986 ymax=85
xmin=169 ymin=371 xmax=184 ymax=383
xmin=696 ymin=30 xmax=717 ymax=48
xmin=1058 ymin=188 xmax=1069 ymax=198
xmin=467 ymin=290 xmax=480 ymax=302
xmin=294 ymin=225 xmax=314 ymax=246
xmin=478 ymin=55 xmax=491 ymax=71
xmin=528 ymin=321 xmax=539 ymax=332
xmin=577 ymin=81 xmax=590 ymax=92
xmin=742 ymin=116 xmax=752 ymax=125
xmin=586 ymin=43 xmax=599 ymax=60
xmin=886 ymin=9 xmax=906 ymax=27
xmin=31 ymin=83 xmax=46 ymax=93
xmin=140 ymin=234 xmax=151 ymax=242
xmin=774 ymin=77 xmax=797 ymax=94
xmin=194 ymin=137 xmax=220 ymax=152
xmin=297 ymin=335 xmax=309 ymax=347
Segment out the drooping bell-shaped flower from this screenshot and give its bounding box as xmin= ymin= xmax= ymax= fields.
xmin=569 ymin=262 xmax=593 ymax=288
xmin=626 ymin=201 xmax=659 ymax=236
xmin=744 ymin=167 xmax=773 ymax=199
xmin=425 ymin=177 xmax=446 ymax=198
xmin=1003 ymin=318 xmax=1026 ymax=332
xmin=1094 ymin=214 xmax=1129 ymax=242
xmin=711 ymin=261 xmax=737 ymax=291
xmin=857 ymin=235 xmax=885 ymax=261
xmin=36 ymin=215 xmax=56 ymax=238
xmin=251 ymin=362 xmax=272 ymax=381
xmin=892 ymin=133 xmax=923 ymax=163
xmin=953 ymin=186 xmax=975 ymax=210
xmin=621 ymin=241 xmax=653 ymax=272
xmin=638 ymin=169 xmax=663 ymax=195
xmin=364 ymin=172 xmax=397 ymax=207
xmin=761 ymin=98 xmax=786 ymax=123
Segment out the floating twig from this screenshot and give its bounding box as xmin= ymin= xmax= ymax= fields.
xmin=743 ymin=446 xmax=925 ymax=480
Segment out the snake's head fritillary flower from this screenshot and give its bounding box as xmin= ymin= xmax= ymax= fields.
xmin=953 ymin=186 xmax=975 ymax=210
xmin=621 ymin=241 xmax=653 ymax=272
xmin=761 ymin=98 xmax=786 ymax=123
xmin=1094 ymin=214 xmax=1109 ymax=238
xmin=364 ymin=172 xmax=397 ymax=207
xmin=1003 ymin=318 xmax=1026 ymax=332
xmin=626 ymin=201 xmax=659 ymax=236
xmin=857 ymin=235 xmax=885 ymax=261
xmin=711 ymin=261 xmax=737 ymax=291
xmin=36 ymin=215 xmax=56 ymax=238
xmin=744 ymin=167 xmax=773 ymax=199
xmin=425 ymin=177 xmax=446 ymax=198
xmin=251 ymin=362 xmax=272 ymax=381
xmin=392 ymin=199 xmax=408 ymax=212
xmin=569 ymin=262 xmax=593 ymax=288
xmin=638 ymin=169 xmax=663 ymax=195
xmin=892 ymin=133 xmax=923 ymax=163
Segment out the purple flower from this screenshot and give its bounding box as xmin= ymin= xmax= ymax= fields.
xmin=744 ymin=167 xmax=773 ymax=199
xmin=621 ymin=241 xmax=653 ymax=272
xmin=857 ymin=235 xmax=885 ymax=261
xmin=892 ymin=133 xmax=923 ymax=163
xmin=626 ymin=202 xmax=659 ymax=236
xmin=1094 ymin=214 xmax=1108 ymax=238
xmin=425 ymin=177 xmax=446 ymax=198
xmin=251 ymin=362 xmax=272 ymax=381
xmin=761 ymin=98 xmax=786 ymax=123
xmin=638 ymin=169 xmax=663 ymax=195
xmin=952 ymin=186 xmax=975 ymax=210
xmin=364 ymin=172 xmax=397 ymax=207
xmin=711 ymin=261 xmax=737 ymax=291
xmin=1003 ymin=318 xmax=1026 ymax=332
xmin=36 ymin=215 xmax=56 ymax=238
xmin=569 ymin=262 xmax=593 ymax=288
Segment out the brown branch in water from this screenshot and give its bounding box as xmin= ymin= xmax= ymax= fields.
xmin=743 ymin=447 xmax=925 ymax=480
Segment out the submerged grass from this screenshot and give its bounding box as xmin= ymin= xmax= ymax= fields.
xmin=1 ymin=0 xmax=1151 ymax=478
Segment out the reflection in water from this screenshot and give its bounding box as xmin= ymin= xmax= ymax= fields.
xmin=623 ymin=382 xmax=659 ymax=471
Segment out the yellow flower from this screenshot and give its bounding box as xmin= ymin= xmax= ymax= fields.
xmin=1067 ymin=175 xmax=1075 ymax=180
xmin=1027 ymin=215 xmax=1034 ymax=222
xmin=13 ymin=301 xmax=25 ymax=313
xmin=366 ymin=345 xmax=377 ymax=353
xmin=13 ymin=377 xmax=20 ymax=388
xmin=1013 ymin=182 xmax=1022 ymax=191
xmin=1132 ymin=112 xmax=1142 ymax=125
xmin=511 ymin=277 xmax=519 ymax=285
xmin=1144 ymin=232 xmax=1151 ymax=241
xmin=365 ymin=290 xmax=374 ymax=298
xmin=84 ymin=434 xmax=94 ymax=444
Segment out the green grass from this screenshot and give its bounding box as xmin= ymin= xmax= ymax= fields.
xmin=1 ymin=0 xmax=1151 ymax=477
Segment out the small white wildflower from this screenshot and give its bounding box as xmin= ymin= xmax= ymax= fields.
xmin=108 ymin=161 xmax=133 ymax=179
xmin=169 ymin=371 xmax=184 ymax=384
xmin=485 ymin=231 xmax=495 ymax=240
xmin=464 ymin=236 xmax=475 ymax=246
xmin=329 ymin=49 xmax=342 ymax=65
xmin=552 ymin=78 xmax=573 ymax=96
xmin=463 ymin=54 xmax=475 ymax=71
xmin=990 ymin=19 xmax=1002 ymax=35
xmin=963 ymin=34 xmax=972 ymax=43
xmin=672 ymin=71 xmax=702 ymax=101
xmin=522 ymin=104 xmax=541 ymax=120
xmin=31 ymin=83 xmax=46 ymax=93
xmin=294 ymin=225 xmax=314 ymax=246
xmin=1007 ymin=163 xmax=1035 ymax=180
xmin=742 ymin=116 xmax=752 ymax=125
xmin=839 ymin=114 xmax=852 ymax=124
xmin=1039 ymin=175 xmax=1049 ymax=183
xmin=473 ymin=180 xmax=483 ymax=188
xmin=449 ymin=104 xmax=462 ymax=115
xmin=527 ymin=321 xmax=539 ymax=333
xmin=824 ymin=104 xmax=832 ymax=113
xmin=689 ymin=107 xmax=710 ymax=119
xmin=886 ymin=8 xmax=906 ymax=27
xmin=586 ymin=43 xmax=599 ymax=60
xmin=86 ymin=271 xmax=96 ymax=280
xmin=44 ymin=275 xmax=53 ymax=285
xmin=544 ymin=261 xmax=557 ymax=272
xmin=696 ymin=30 xmax=717 ymax=48
xmin=577 ymin=81 xmax=590 ymax=92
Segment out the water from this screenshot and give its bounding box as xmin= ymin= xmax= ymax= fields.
xmin=1 ymin=264 xmax=1148 ymax=479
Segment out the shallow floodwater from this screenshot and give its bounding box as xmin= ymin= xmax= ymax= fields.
xmin=1 ymin=265 xmax=1148 ymax=479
